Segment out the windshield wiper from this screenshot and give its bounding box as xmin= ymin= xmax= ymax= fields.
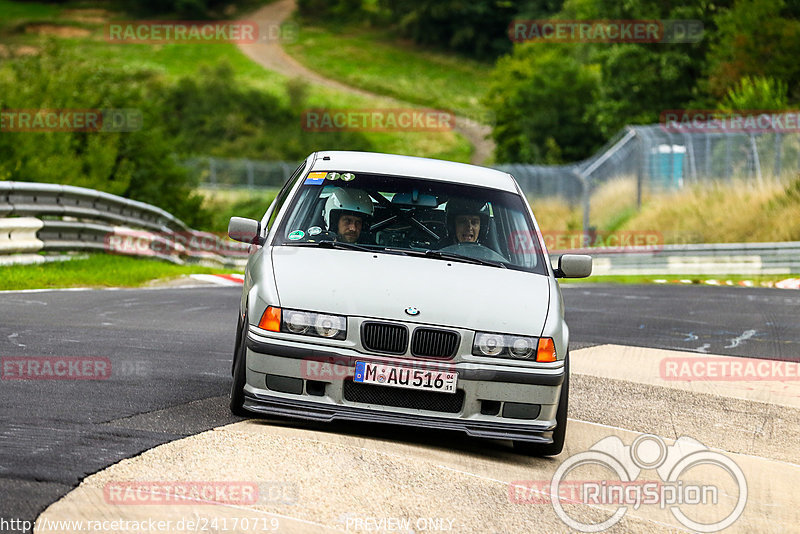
xmin=288 ymin=240 xmax=412 ymax=256
xmin=287 ymin=240 xmax=376 ymax=253
xmin=414 ymin=249 xmax=507 ymax=268
xmin=286 ymin=241 xmax=505 ymax=267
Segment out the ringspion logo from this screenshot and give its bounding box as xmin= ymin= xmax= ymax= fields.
xmin=511 ymin=434 xmax=747 ymax=532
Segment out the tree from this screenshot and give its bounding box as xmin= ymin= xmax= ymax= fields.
xmin=589 ymin=44 xmax=698 ymax=138
xmin=707 ymin=0 xmax=800 ymax=102
xmin=0 ymin=43 xmax=207 ymax=227
xmin=484 ymin=44 xmax=602 ymax=163
xmin=381 ymin=0 xmax=519 ymax=59
xmin=720 ymin=76 xmax=789 ymax=111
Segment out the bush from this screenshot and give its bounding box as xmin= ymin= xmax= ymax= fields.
xmin=0 ymin=42 xmax=208 ymax=227
xmin=484 ymin=44 xmax=602 ymax=163
xmin=0 ymin=43 xmax=375 ymax=229
xmin=160 ymin=61 xmax=374 ymax=161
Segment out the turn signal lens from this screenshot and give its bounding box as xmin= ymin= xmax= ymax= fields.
xmin=258 ymin=306 xmax=281 ymax=332
xmin=536 ymin=337 xmax=557 ymax=362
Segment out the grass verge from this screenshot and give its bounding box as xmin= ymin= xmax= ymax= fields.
xmin=198 ymin=187 xmax=280 ymax=232
xmin=284 ymin=22 xmax=492 ymax=119
xmin=559 ymin=273 xmax=800 ymax=286
xmin=0 ymin=2 xmax=471 ymax=163
xmin=533 ymin=175 xmax=800 ymax=243
xmin=0 ymin=254 xmax=236 ymax=290
xmin=0 ymin=0 xmax=61 ymax=30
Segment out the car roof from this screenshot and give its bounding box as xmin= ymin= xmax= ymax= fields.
xmin=309 ymin=151 xmax=519 ymax=193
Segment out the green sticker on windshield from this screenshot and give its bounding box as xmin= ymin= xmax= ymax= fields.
xmin=288 ymin=230 xmax=305 ymax=240
xmin=342 ymin=173 xmax=355 ymax=182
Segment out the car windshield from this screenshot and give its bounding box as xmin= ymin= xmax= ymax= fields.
xmin=273 ymin=171 xmax=547 ymax=274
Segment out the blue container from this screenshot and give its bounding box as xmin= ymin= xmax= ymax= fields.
xmin=649 ymin=144 xmax=685 ymax=190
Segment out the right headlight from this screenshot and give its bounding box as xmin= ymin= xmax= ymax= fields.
xmin=472 ymin=332 xmax=556 ymax=362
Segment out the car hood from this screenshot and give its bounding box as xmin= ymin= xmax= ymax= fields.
xmin=270 ymin=246 xmax=550 ymax=335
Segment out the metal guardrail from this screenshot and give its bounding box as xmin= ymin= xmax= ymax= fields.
xmin=3 ymin=181 xmax=797 ymax=275
xmin=560 ymin=241 xmax=800 ymax=276
xmin=0 ymin=182 xmax=247 ymax=268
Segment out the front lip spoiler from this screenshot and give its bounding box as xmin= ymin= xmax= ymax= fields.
xmin=246 ymin=336 xmax=565 ymax=387
xmin=243 ymin=392 xmax=554 ymax=443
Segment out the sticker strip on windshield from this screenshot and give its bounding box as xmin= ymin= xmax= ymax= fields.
xmin=304 ymin=172 xmax=327 ymax=185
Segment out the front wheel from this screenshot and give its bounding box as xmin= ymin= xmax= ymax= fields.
xmin=230 ymin=314 xmax=250 ymax=416
xmin=513 ymin=353 xmax=569 ymax=456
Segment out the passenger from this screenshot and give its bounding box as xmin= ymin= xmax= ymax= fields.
xmin=443 ymin=198 xmax=489 ymax=245
xmin=323 ymin=188 xmax=373 ymax=243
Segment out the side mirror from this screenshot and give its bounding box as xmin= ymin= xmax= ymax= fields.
xmin=228 ymin=217 xmax=261 ymax=244
xmin=554 ymin=254 xmax=592 ymax=278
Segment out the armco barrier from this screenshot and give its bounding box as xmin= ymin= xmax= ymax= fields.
xmin=0 ymin=182 xmax=247 ymax=267
xmin=2 ymin=182 xmax=798 ymax=275
xmin=0 ymin=217 xmax=44 ymax=254
xmin=558 ymin=241 xmax=800 ymax=276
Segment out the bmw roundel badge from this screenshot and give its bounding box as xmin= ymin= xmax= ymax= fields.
xmin=405 ymin=306 xmax=420 ymax=316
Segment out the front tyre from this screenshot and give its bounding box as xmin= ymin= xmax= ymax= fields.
xmin=230 ymin=313 xmax=250 ymax=416
xmin=513 ymin=353 xmax=569 ymax=456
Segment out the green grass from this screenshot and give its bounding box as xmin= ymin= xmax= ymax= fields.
xmin=0 ymin=254 xmax=236 ymax=290
xmin=198 ymin=187 xmax=280 ymax=232
xmin=0 ymin=0 xmax=472 ymax=163
xmin=0 ymin=0 xmax=62 ymax=30
xmin=559 ymin=273 xmax=800 ymax=285
xmin=284 ymin=23 xmax=493 ymax=120
xmin=66 ymin=39 xmax=470 ymax=161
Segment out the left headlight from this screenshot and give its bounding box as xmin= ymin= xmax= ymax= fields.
xmin=259 ymin=307 xmax=347 ymax=340
xmin=472 ymin=332 xmax=556 ymax=362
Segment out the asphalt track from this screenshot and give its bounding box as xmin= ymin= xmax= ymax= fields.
xmin=1 ymin=284 xmax=798 ymax=532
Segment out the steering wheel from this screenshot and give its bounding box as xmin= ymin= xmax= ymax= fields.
xmin=439 ymin=242 xmax=509 ymax=263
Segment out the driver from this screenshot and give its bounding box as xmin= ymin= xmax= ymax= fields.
xmin=444 ymin=198 xmax=489 ymax=245
xmin=323 ymin=188 xmax=373 ymax=243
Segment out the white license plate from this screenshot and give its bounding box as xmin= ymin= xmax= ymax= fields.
xmin=353 ymin=361 xmax=458 ymax=394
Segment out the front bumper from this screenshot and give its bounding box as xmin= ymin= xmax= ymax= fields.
xmin=243 ymin=329 xmax=566 ymax=443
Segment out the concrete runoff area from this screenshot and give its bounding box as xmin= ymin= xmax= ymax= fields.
xmin=36 ymin=345 xmax=799 ymax=533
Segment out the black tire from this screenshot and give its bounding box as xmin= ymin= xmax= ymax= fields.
xmin=230 ymin=314 xmax=250 ymax=417
xmin=231 ymin=312 xmax=243 ymax=376
xmin=513 ymin=353 xmax=569 ymax=456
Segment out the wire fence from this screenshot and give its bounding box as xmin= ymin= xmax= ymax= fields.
xmin=187 ymin=123 xmax=800 ymax=231
xmin=186 ymin=157 xmax=299 ymax=189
